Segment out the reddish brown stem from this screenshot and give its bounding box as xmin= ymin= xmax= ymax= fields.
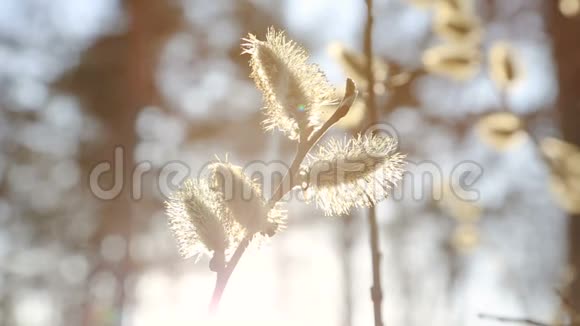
xmin=209 ymin=235 xmax=252 ymax=313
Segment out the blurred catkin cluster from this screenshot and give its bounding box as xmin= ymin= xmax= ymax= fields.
xmin=405 ymin=0 xmax=580 ymax=248
xmin=409 ymin=0 xmax=524 ymax=90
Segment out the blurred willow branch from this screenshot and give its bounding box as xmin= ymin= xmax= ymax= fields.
xmin=547 ymin=0 xmax=580 ymax=317
xmin=363 ymin=1 xmax=384 ymax=326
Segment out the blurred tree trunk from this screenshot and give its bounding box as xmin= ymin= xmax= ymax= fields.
xmin=56 ymin=0 xmax=181 ymax=325
xmin=547 ymin=2 xmax=580 ymax=315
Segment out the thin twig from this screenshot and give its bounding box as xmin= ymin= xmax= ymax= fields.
xmin=478 ymin=313 xmax=550 ymax=326
xmin=557 ymin=289 xmax=573 ymax=308
xmin=364 ymin=0 xmax=378 ymax=126
xmin=341 ymin=214 xmax=354 ymax=326
xmin=363 ymin=1 xmax=384 ymax=326
xmin=209 ymin=234 xmax=252 ymax=313
xmin=367 ymin=207 xmax=384 ymax=326
xmin=478 ymin=313 xmax=579 ymax=326
xmin=556 ymin=289 xmax=580 ymax=323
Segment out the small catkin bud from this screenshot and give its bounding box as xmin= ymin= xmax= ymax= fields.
xmin=209 ymin=161 xmax=286 ymax=237
xmin=488 ymin=41 xmax=523 ymax=91
xmin=559 ymin=0 xmax=580 ymax=17
xmin=243 ymin=27 xmax=336 ymax=140
xmin=422 ymin=44 xmax=481 ymax=81
xmin=407 ymin=0 xmax=473 ymax=13
xmin=301 ymin=134 xmax=405 ymax=216
xmin=450 ymin=223 xmax=480 ymax=254
xmin=540 ymin=137 xmax=580 ymax=214
xmin=541 ymin=137 xmax=580 ymax=175
xmin=327 ymin=42 xmax=389 ymax=90
xmin=165 ymin=179 xmax=234 ymax=260
xmin=433 ymin=7 xmax=482 ymax=44
xmin=405 ymin=0 xmax=438 ymax=9
xmin=436 ymin=0 xmax=474 ymax=14
xmin=438 ymin=182 xmax=482 ymax=222
xmin=476 ymin=112 xmax=527 ymax=151
xmin=549 ymin=176 xmax=580 ymax=214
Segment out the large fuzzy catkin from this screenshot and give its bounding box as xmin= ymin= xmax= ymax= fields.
xmin=243 ymin=27 xmax=336 ymax=141
xmin=301 ymin=134 xmax=405 ymax=216
xmin=209 ymin=161 xmax=286 ymax=237
xmin=165 ymin=179 xmax=235 ymax=260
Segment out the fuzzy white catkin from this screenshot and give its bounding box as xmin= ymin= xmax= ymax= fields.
xmin=165 ymin=178 xmax=234 ymax=259
xmin=243 ymin=27 xmax=336 ymax=141
xmin=209 ymin=161 xmax=286 ymax=237
xmin=301 ymin=134 xmax=406 ymax=216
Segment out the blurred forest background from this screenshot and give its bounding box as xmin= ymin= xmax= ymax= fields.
xmin=0 ymin=0 xmax=579 ymax=325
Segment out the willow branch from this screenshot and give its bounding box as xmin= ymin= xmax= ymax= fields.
xmin=209 ymin=78 xmax=357 ymax=313
xmin=209 ymin=234 xmax=252 ymax=313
